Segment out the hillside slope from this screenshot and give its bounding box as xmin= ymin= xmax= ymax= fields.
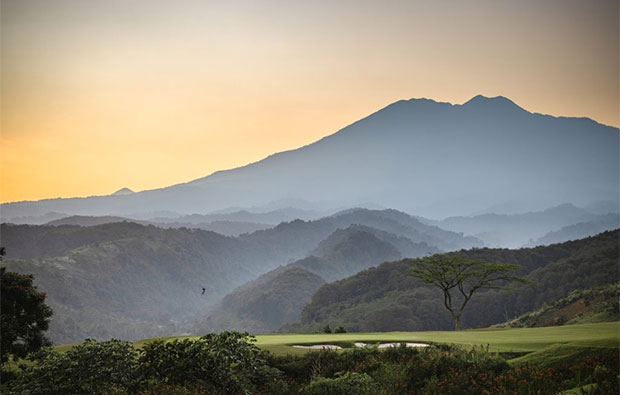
xmin=496 ymin=283 xmax=619 ymax=328
xmin=194 ymin=225 xmax=429 ymax=333
xmin=295 ymin=230 xmax=619 ymax=332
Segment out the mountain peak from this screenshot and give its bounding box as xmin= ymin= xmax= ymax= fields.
xmin=112 ymin=187 xmax=134 ymax=196
xmin=462 ymin=95 xmax=525 ymax=112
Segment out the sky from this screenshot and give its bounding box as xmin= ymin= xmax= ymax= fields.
xmin=1 ymin=0 xmax=618 ymax=203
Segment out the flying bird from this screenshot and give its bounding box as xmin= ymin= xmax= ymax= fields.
xmin=201 ymin=287 xmax=206 ymax=295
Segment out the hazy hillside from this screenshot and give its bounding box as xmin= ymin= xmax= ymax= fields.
xmin=193 ymin=266 xmax=326 ymax=334
xmin=46 ymin=215 xmax=137 ymax=227
xmin=194 ymin=225 xmax=430 ymax=333
xmin=528 ymin=213 xmax=620 ymax=246
xmin=3 ymin=96 xmax=618 ymax=220
xmin=0 ymin=223 xmax=288 ymax=343
xmin=432 ymin=204 xmax=599 ymax=247
xmin=241 ymin=208 xmax=480 ymax=262
xmin=0 ymin=208 xmax=469 ymax=343
xmin=294 ymin=230 xmax=619 ymax=333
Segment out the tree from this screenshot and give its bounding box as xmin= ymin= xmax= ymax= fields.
xmin=0 ymin=247 xmax=53 ymax=364
xmin=410 ymin=253 xmax=528 ymax=330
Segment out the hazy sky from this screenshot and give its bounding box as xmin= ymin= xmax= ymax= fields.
xmin=1 ymin=0 xmax=618 ymax=203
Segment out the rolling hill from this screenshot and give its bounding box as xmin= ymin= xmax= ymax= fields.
xmin=2 ymin=95 xmax=618 ymax=220
xmin=193 ymin=224 xmax=434 ymax=333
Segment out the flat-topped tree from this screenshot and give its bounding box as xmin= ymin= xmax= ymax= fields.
xmin=410 ymin=254 xmax=529 ymax=330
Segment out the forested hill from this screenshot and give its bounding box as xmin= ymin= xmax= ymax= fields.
xmin=294 ymin=230 xmax=619 ymax=333
xmin=193 ymin=224 xmax=432 ymax=334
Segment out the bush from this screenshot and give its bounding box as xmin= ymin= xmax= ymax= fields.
xmin=138 ymin=331 xmax=280 ymax=394
xmin=5 ymin=339 xmax=139 ymax=395
xmin=304 ymin=372 xmax=380 ymax=395
xmin=323 ymin=325 xmax=332 ymax=334
xmin=335 ymin=326 xmax=347 ymax=333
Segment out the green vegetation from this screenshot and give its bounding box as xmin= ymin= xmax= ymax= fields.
xmin=0 ymin=253 xmax=53 ymax=365
xmin=255 ymin=322 xmax=619 ymax=355
xmin=498 ymin=283 xmax=620 ymax=328
xmin=296 ymin=230 xmax=619 ymax=333
xmin=3 ymin=324 xmax=618 ymax=394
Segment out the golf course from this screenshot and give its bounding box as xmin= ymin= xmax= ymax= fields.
xmin=250 ymin=322 xmax=620 ymax=355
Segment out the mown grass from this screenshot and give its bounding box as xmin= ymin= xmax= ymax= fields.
xmin=53 ymin=321 xmax=618 ymax=357
xmin=252 ymin=321 xmax=619 ymax=355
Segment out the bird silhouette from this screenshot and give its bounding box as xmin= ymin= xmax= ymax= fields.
xmin=201 ymin=287 xmax=206 ymax=295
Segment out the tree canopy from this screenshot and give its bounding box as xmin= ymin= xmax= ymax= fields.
xmin=1 ymin=247 xmax=53 ymax=364
xmin=410 ymin=253 xmax=529 ymax=330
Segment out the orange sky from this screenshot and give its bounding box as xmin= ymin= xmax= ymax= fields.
xmin=1 ymin=0 xmax=618 ymax=203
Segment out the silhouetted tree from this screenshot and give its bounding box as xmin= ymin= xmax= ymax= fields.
xmin=410 ymin=254 xmax=528 ymax=330
xmin=1 ymin=247 xmax=53 ymax=364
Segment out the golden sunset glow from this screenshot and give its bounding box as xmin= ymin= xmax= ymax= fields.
xmin=1 ymin=0 xmax=618 ymax=203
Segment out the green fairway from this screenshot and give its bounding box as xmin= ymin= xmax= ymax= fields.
xmin=252 ymin=322 xmax=619 ymax=355
xmin=52 ymin=322 xmax=619 ymax=357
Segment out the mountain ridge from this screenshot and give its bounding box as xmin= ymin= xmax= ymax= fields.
xmin=2 ymin=95 xmax=617 ymax=219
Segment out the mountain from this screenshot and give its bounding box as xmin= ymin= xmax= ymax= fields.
xmin=431 ymin=204 xmax=599 ymax=247
xmin=293 ymin=230 xmax=619 ymax=333
xmin=194 ymin=224 xmax=433 ymax=333
xmin=528 ymin=213 xmax=620 ymax=246
xmin=239 ymin=208 xmax=481 ymax=261
xmin=152 ymin=207 xmax=330 ymax=226
xmin=45 ymin=215 xmax=136 ymax=227
xmin=2 ymin=95 xmax=618 ymax=220
xmin=112 ymin=188 xmax=135 ymax=196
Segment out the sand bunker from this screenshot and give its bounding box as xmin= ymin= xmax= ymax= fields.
xmin=354 ymin=342 xmax=429 ymax=348
xmin=292 ymin=342 xmax=429 ymax=350
xmin=292 ymin=344 xmax=342 ymax=350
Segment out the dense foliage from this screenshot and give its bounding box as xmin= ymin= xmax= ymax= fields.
xmin=0 ymin=263 xmax=52 ymax=364
xmin=6 ymin=334 xmax=617 ymax=394
xmin=296 ymin=230 xmax=619 ymax=332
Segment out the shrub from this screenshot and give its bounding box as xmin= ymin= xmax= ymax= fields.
xmin=323 ymin=325 xmax=332 ymax=334
xmin=303 ymin=372 xmax=380 ymax=395
xmin=334 ymin=326 xmax=347 ymax=333
xmin=5 ymin=339 xmax=139 ymax=395
xmin=138 ymin=331 xmax=279 ymax=394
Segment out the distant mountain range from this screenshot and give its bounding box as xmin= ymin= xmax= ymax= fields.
xmin=428 ymin=203 xmax=612 ymax=247
xmin=2 ymin=95 xmax=618 ymax=220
